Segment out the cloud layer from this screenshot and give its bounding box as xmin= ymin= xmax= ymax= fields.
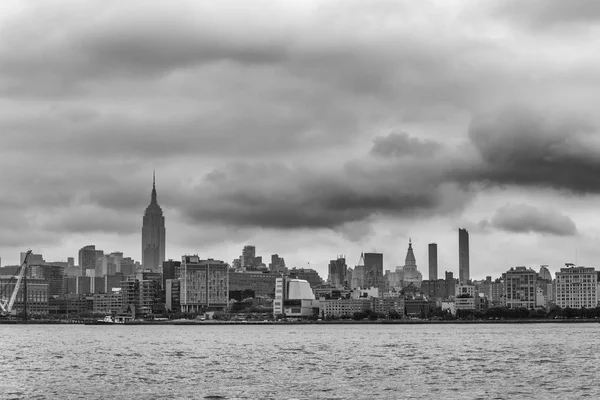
xmin=0 ymin=1 xmax=599 ymax=277
xmin=486 ymin=204 xmax=578 ymax=236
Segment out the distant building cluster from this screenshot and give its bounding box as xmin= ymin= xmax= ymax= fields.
xmin=1 ymin=176 xmax=599 ymax=321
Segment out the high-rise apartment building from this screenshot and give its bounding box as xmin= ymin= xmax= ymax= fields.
xmin=428 ymin=243 xmax=438 ymax=281
xmin=555 ymin=264 xmax=598 ymax=309
xmin=458 ymin=228 xmax=470 ymax=283
xmin=142 ymin=173 xmax=166 ymax=271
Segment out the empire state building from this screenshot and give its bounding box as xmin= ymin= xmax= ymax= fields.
xmin=142 ymin=173 xmax=166 ymax=271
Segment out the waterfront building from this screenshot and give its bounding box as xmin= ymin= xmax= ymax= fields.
xmin=180 ymin=256 xmax=229 ymax=312
xmin=121 ymin=276 xmax=138 ymax=313
xmin=0 ymin=277 xmax=49 ymax=315
xmin=405 ymin=299 xmax=434 ymax=316
xmin=364 ymin=253 xmax=384 ymax=288
xmin=93 ymin=290 xmax=123 ymax=314
xmin=555 ymin=264 xmax=598 ymax=309
xmin=48 ymin=295 xmax=91 ymax=314
xmin=458 ymin=228 xmax=470 ymax=283
xmin=428 ymin=243 xmax=438 ymax=281
xmin=503 ymin=266 xmax=538 ymax=309
xmin=229 ymin=271 xmax=279 ymax=297
xmin=454 ymin=296 xmax=476 ymax=311
xmin=28 ymin=264 xmax=65 ymax=297
xmin=327 ymin=256 xmax=347 ymax=287
xmin=371 ymin=297 xmax=405 ymax=315
xmin=165 ymin=279 xmax=180 ymax=312
xmin=142 ymin=173 xmax=166 ymax=271
xmin=319 ymin=298 xmax=371 ymax=318
xmin=273 ymin=277 xmax=319 ymax=318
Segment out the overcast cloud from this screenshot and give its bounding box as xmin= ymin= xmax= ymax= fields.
xmin=1 ymin=0 xmax=600 ymax=278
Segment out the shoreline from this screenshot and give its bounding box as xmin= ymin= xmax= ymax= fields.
xmin=1 ymin=318 xmax=599 ymax=325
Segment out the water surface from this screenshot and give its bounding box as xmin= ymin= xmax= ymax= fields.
xmin=1 ymin=323 xmax=598 ymax=399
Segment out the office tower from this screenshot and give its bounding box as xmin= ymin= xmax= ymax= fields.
xmin=241 ymin=245 xmax=256 ymax=268
xmin=269 ymin=254 xmax=286 ymax=272
xmin=428 ymin=243 xmax=438 ymax=281
xmin=364 ymin=253 xmax=384 ymax=288
xmin=327 ymin=256 xmax=347 ymax=287
xmin=403 ymin=240 xmax=422 ymax=287
xmin=142 ymin=173 xmax=166 ymax=271
xmin=458 ymin=228 xmax=470 ymax=283
xmin=180 ymin=255 xmax=229 ymax=312
xmin=67 ymin=257 xmax=75 ymax=268
xmin=79 ymin=245 xmax=97 ymax=277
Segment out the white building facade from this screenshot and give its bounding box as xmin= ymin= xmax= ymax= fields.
xmin=555 ymin=265 xmax=598 ymax=309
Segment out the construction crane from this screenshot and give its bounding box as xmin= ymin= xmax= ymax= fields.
xmin=0 ymin=250 xmax=32 ymax=316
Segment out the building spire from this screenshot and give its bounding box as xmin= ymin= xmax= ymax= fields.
xmin=151 ymin=170 xmax=157 ymax=204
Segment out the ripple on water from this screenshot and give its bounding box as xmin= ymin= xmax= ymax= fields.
xmin=2 ymin=324 xmax=600 ymax=399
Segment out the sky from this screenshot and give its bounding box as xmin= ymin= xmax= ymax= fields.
xmin=2 ymin=0 xmax=600 ymax=280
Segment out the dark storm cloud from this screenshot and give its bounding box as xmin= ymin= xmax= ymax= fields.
xmin=371 ymin=132 xmax=442 ymax=158
xmin=496 ymin=0 xmax=600 ymax=30
xmin=180 ymin=160 xmax=458 ymax=229
xmin=466 ymin=105 xmax=600 ymax=193
xmin=487 ymin=204 xmax=577 ymax=236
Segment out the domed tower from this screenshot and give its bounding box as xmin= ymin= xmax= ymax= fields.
xmin=403 ymin=239 xmax=422 ymax=286
xmin=142 ymin=172 xmax=166 ymax=271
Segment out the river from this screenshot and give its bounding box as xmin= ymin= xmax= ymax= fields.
xmin=1 ymin=323 xmax=598 ymax=399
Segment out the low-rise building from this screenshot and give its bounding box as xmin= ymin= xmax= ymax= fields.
xmin=320 ymin=298 xmax=371 ymax=318
xmin=0 ymin=277 xmax=49 ymax=315
xmin=93 ymin=290 xmax=123 ymax=314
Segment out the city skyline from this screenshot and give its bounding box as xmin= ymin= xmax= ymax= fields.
xmin=3 ymin=1 xmax=600 ymax=279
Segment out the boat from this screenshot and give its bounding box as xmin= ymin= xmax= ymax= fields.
xmin=85 ymin=315 xmax=125 ymax=325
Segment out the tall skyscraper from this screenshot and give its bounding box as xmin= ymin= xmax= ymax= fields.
xmin=428 ymin=243 xmax=438 ymax=281
xmin=142 ymin=173 xmax=166 ymax=271
xmin=458 ymin=228 xmax=469 ymax=283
